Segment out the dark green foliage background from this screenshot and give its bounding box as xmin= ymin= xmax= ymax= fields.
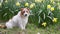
xmin=0 ymin=0 xmax=60 ymax=27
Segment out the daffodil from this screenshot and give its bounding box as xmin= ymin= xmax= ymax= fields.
xmin=0 ymin=3 xmax=2 ymax=7
xmin=16 ymin=2 xmax=20 ymax=6
xmin=37 ymin=32 xmax=40 ymax=34
xmin=58 ymin=5 xmax=60 ymax=9
xmin=50 ymin=0 xmax=55 ymax=4
xmin=47 ymin=5 xmax=51 ymax=9
xmin=50 ymin=7 xmax=54 ymax=11
xmin=5 ymin=0 xmax=8 ymax=3
xmin=52 ymin=1 xmax=55 ymax=4
xmin=25 ymin=3 xmax=29 ymax=7
xmin=50 ymin=0 xmax=54 ymax=3
xmin=43 ymin=0 xmax=45 ymax=2
xmin=52 ymin=18 xmax=58 ymax=23
xmin=42 ymin=22 xmax=47 ymax=27
xmin=30 ymin=3 xmax=35 ymax=8
xmin=35 ymin=0 xmax=42 ymax=3
xmin=57 ymin=2 xmax=60 ymax=5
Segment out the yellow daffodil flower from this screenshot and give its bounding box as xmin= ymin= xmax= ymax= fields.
xmin=50 ymin=7 xmax=54 ymax=11
xmin=50 ymin=0 xmax=55 ymax=4
xmin=47 ymin=5 xmax=51 ymax=9
xmin=25 ymin=3 xmax=29 ymax=7
xmin=42 ymin=22 xmax=47 ymax=27
xmin=50 ymin=0 xmax=54 ymax=3
xmin=35 ymin=0 xmax=42 ymax=3
xmin=58 ymin=5 xmax=60 ymax=9
xmin=0 ymin=3 xmax=2 ymax=7
xmin=30 ymin=3 xmax=35 ymax=8
xmin=57 ymin=2 xmax=60 ymax=5
xmin=52 ymin=18 xmax=58 ymax=23
xmin=5 ymin=0 xmax=8 ymax=3
xmin=43 ymin=0 xmax=45 ymax=2
xmin=16 ymin=2 xmax=20 ymax=6
xmin=53 ymin=1 xmax=55 ymax=4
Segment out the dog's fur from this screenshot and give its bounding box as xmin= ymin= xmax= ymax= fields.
xmin=4 ymin=8 xmax=30 ymax=30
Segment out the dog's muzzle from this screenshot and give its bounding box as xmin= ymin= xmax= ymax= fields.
xmin=25 ymin=14 xmax=27 ymax=16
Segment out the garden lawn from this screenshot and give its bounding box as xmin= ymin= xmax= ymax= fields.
xmin=0 ymin=23 xmax=60 ymax=34
xmin=0 ymin=12 xmax=60 ymax=34
xmin=0 ymin=0 xmax=60 ymax=34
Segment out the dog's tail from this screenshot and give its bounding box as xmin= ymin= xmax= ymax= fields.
xmin=0 ymin=24 xmax=7 ymax=29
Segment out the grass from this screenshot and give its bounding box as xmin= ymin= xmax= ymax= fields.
xmin=0 ymin=12 xmax=60 ymax=34
xmin=0 ymin=22 xmax=60 ymax=34
xmin=0 ymin=24 xmax=60 ymax=34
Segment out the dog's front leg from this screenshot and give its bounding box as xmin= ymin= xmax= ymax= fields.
xmin=23 ymin=23 xmax=27 ymax=30
xmin=19 ymin=23 xmax=25 ymax=30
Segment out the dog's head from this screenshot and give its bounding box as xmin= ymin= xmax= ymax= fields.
xmin=20 ymin=8 xmax=30 ymax=17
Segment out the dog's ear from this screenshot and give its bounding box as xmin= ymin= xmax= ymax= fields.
xmin=27 ymin=8 xmax=30 ymax=11
xmin=20 ymin=8 xmax=24 ymax=11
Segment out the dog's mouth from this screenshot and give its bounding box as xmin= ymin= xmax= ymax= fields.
xmin=24 ymin=14 xmax=29 ymax=17
xmin=24 ymin=14 xmax=27 ymax=16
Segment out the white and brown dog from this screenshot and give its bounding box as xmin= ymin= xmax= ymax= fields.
xmin=0 ymin=8 xmax=30 ymax=30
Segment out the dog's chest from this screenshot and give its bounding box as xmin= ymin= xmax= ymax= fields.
xmin=18 ymin=17 xmax=28 ymax=23
xmin=22 ymin=18 xmax=28 ymax=23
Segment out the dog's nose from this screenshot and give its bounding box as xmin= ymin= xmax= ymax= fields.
xmin=25 ymin=14 xmax=27 ymax=16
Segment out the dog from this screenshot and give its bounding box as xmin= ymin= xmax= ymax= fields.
xmin=0 ymin=8 xmax=30 ymax=30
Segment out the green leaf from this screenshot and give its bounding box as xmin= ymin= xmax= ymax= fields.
xmin=38 ymin=16 xmax=40 ymax=23
xmin=47 ymin=16 xmax=53 ymax=20
xmin=3 ymin=13 xmax=7 ymax=17
xmin=38 ymin=10 xmax=42 ymax=16
xmin=43 ymin=12 xmax=45 ymax=20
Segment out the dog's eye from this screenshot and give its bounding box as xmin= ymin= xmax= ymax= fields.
xmin=23 ymin=11 xmax=25 ymax=13
xmin=26 ymin=11 xmax=28 ymax=13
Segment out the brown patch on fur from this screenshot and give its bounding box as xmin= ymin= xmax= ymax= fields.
xmin=0 ymin=24 xmax=7 ymax=29
xmin=20 ymin=8 xmax=30 ymax=15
